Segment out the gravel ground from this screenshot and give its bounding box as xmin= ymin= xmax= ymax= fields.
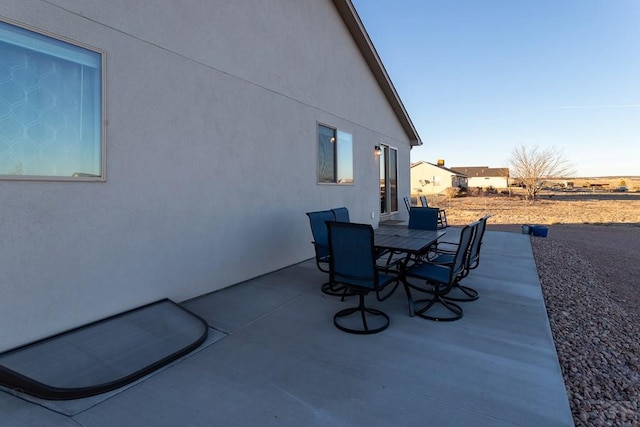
xmin=489 ymin=224 xmax=640 ymax=426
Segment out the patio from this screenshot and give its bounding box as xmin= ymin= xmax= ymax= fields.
xmin=0 ymin=229 xmax=573 ymax=426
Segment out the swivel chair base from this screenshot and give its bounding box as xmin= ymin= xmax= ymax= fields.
xmin=333 ymin=294 xmax=389 ymax=334
xmin=443 ymin=284 xmax=479 ymax=302
xmin=413 ymin=294 xmax=463 ymax=321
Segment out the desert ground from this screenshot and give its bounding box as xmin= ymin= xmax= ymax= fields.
xmin=425 ymin=192 xmax=640 ymax=425
xmin=428 ymin=191 xmax=640 ymax=228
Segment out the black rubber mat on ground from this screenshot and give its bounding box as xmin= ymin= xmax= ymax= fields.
xmin=0 ymin=299 xmax=208 ymax=400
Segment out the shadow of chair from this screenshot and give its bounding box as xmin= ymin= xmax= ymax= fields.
xmin=401 ymin=222 xmax=475 ymax=321
xmin=420 ymin=195 xmax=447 ymax=228
xmin=327 ymin=221 xmax=399 ymax=334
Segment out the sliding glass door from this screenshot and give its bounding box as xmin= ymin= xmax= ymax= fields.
xmin=379 ymin=145 xmax=398 ymax=215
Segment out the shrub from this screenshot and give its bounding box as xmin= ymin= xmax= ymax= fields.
xmin=445 ymin=187 xmax=460 ymax=198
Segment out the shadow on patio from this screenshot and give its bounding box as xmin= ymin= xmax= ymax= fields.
xmin=1 ymin=230 xmax=573 ymax=426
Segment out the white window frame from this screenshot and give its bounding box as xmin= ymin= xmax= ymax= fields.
xmin=0 ymin=17 xmax=106 ymax=181
xmin=316 ymin=123 xmax=353 ymax=185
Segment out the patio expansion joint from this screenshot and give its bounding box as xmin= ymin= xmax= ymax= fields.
xmin=230 ymin=293 xmax=308 ymax=334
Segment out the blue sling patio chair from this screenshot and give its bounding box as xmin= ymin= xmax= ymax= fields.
xmin=306 ymin=209 xmax=349 ymax=297
xmin=326 ymin=221 xmax=400 ymax=334
xmin=395 ymin=206 xmax=441 ymax=265
xmin=400 ymin=222 xmax=474 ymax=321
xmin=420 ymin=195 xmax=447 ymax=228
xmin=427 ymin=215 xmax=491 ymax=302
xmin=330 ymin=207 xmax=350 ymax=222
xmin=403 ymin=196 xmax=411 ymax=213
xmin=409 ymin=206 xmax=440 ymax=231
xmin=466 ymin=214 xmax=491 ymax=271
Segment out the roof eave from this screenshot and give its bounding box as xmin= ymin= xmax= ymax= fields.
xmin=332 ymin=0 xmax=422 ymax=147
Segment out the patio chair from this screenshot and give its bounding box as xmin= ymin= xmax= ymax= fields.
xmin=445 ymin=214 xmax=490 ymax=301
xmin=408 ymin=207 xmax=439 ymax=231
xmin=405 ymin=206 xmax=442 ymax=264
xmin=306 ymin=210 xmax=348 ymax=297
xmin=330 ymin=207 xmax=350 ymax=222
xmin=326 ymin=221 xmax=400 ymax=334
xmin=466 ymin=215 xmax=491 ymax=271
xmin=420 ymin=195 xmax=447 ymax=228
xmin=427 ymin=219 xmax=482 ymax=302
xmin=430 ymin=214 xmax=491 ymax=261
xmin=401 ymin=222 xmax=474 ymax=321
xmin=403 ymin=196 xmax=411 ymax=213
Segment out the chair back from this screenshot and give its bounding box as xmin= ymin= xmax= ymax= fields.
xmin=326 ymin=221 xmax=377 ymax=290
xmin=306 ymin=210 xmax=335 ymax=261
xmin=451 ymin=223 xmax=475 ymax=278
xmin=403 ymin=196 xmax=411 ymax=213
xmin=331 ymin=207 xmax=350 ymax=222
xmin=420 ymin=196 xmax=429 ymax=207
xmin=468 ymin=215 xmax=490 ymax=269
xmin=408 ymin=207 xmax=439 ymax=231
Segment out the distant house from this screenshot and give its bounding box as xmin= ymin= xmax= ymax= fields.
xmin=451 ymin=166 xmax=510 ymax=189
xmin=410 ymin=161 xmax=468 ymax=195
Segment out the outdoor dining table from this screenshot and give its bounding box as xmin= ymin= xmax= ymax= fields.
xmin=374 ymin=225 xmax=446 ymax=317
xmin=375 ymin=225 xmax=445 ymax=251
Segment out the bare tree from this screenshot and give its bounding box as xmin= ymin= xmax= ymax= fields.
xmin=507 ymin=145 xmax=574 ymax=200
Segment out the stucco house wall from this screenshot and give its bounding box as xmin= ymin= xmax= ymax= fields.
xmin=0 ymin=0 xmax=418 ymax=351
xmin=410 ymin=161 xmax=467 ymax=196
xmin=451 ymin=167 xmax=510 ymax=189
xmin=468 ymin=176 xmax=509 ymax=189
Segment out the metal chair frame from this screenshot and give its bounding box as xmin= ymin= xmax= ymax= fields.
xmin=427 ymin=215 xmax=491 ymax=301
xmin=420 ymin=195 xmax=447 ymax=228
xmin=401 ymin=223 xmax=475 ymax=321
xmin=327 ymin=221 xmax=399 ymax=334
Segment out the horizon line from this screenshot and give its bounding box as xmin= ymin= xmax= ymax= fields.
xmin=548 ymin=104 xmax=640 ymax=110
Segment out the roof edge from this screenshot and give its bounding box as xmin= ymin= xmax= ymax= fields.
xmin=332 ymin=0 xmax=422 ymax=146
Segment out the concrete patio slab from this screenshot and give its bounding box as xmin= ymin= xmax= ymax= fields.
xmin=0 ymin=230 xmax=573 ymax=426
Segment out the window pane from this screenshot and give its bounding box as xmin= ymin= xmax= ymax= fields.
xmin=0 ymin=20 xmax=102 ymax=178
xmin=389 ymin=148 xmax=398 ymax=212
xmin=379 ymin=148 xmax=387 ymax=214
xmin=336 ymin=130 xmax=352 ymax=184
xmin=317 ymin=124 xmax=335 ymax=183
xmin=379 ymin=145 xmax=398 ymax=214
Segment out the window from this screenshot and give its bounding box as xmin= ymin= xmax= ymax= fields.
xmin=317 ymin=124 xmax=353 ymax=184
xmin=0 ymin=19 xmax=104 ymax=180
xmin=379 ymin=144 xmax=397 ymax=214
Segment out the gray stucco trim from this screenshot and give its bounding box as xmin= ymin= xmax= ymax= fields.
xmin=332 ymin=0 xmax=422 ymax=147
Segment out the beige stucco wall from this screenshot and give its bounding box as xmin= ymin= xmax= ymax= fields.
xmin=410 ymin=162 xmax=460 ymax=195
xmin=0 ymin=0 xmax=413 ymax=351
xmin=468 ymin=176 xmax=509 ymax=189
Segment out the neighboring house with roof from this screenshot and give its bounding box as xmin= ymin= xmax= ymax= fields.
xmin=410 ymin=161 xmax=468 ymax=196
xmin=451 ymin=166 xmax=510 ymax=189
xmin=0 ymin=0 xmax=421 ymax=352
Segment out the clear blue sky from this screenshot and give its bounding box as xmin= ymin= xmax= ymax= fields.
xmin=351 ymin=0 xmax=639 ymax=177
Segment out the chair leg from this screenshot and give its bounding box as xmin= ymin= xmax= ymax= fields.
xmin=412 ymin=284 xmax=463 ymax=321
xmin=333 ymin=293 xmax=389 ymax=334
xmin=321 ymin=281 xmax=354 ymax=300
xmin=443 ymin=282 xmax=479 ymax=302
xmin=322 ymin=281 xmax=343 ymax=295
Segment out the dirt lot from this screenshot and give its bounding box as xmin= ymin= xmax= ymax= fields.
xmin=428 ymin=192 xmax=640 ymax=227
